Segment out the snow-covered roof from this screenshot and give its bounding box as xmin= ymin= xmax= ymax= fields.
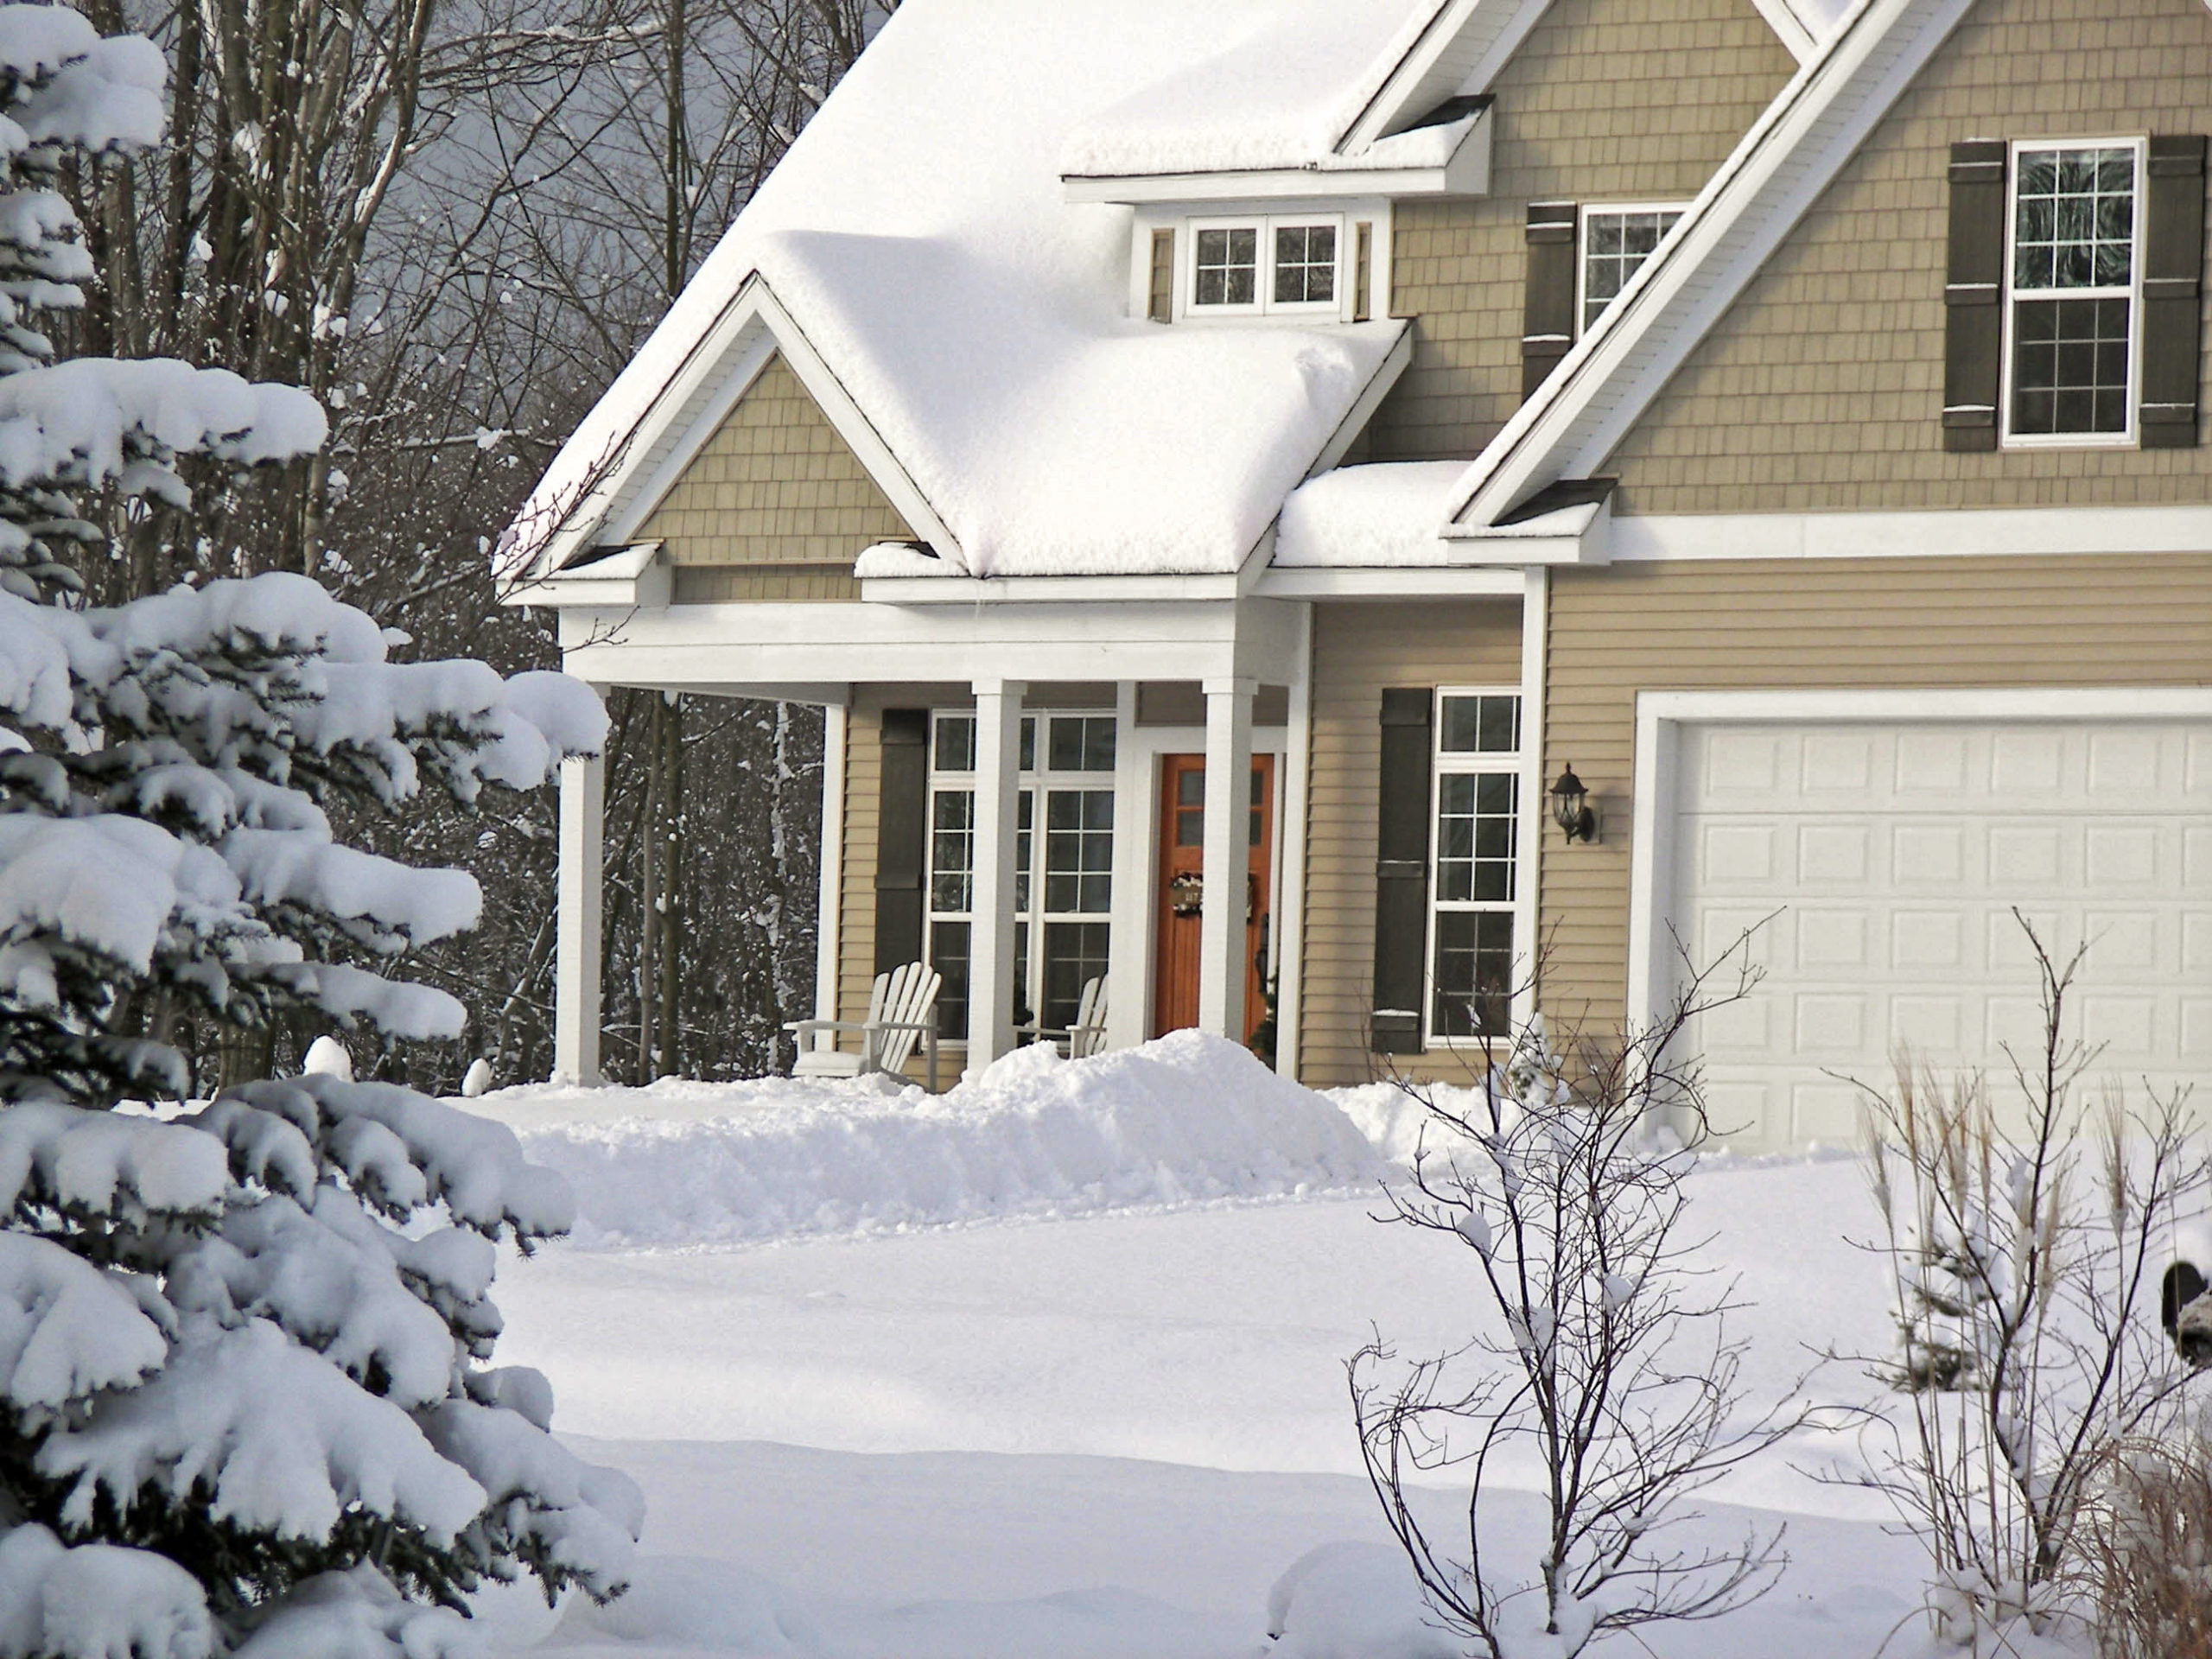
xmin=514 ymin=0 xmax=1422 ymax=582
xmin=1056 ymin=0 xmax=1465 ymax=178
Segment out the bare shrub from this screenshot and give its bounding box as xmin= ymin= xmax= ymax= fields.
xmin=1852 ymin=913 xmax=2203 ymax=1649
xmin=1350 ymin=938 xmax=1808 ymax=1659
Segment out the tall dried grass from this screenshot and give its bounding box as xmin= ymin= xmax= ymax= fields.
xmin=2083 ymin=1440 xmax=2212 ymax=1659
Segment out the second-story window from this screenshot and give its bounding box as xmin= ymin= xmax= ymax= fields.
xmin=1579 ymin=205 xmax=1686 ymax=332
xmin=1190 ymin=215 xmax=1342 ymax=315
xmin=2005 ymin=141 xmax=2139 ymax=442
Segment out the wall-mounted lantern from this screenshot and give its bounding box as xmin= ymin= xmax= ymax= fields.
xmin=1550 ymin=763 xmax=1597 ymax=843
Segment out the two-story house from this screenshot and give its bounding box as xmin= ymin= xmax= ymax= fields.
xmin=510 ymin=0 xmax=2212 ymax=1149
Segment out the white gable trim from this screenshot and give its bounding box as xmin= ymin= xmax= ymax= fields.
xmin=1445 ymin=0 xmax=1974 ymax=531
xmin=1341 ymin=0 xmax=1555 ymax=149
xmin=1306 ymin=327 xmax=1415 ymax=479
xmin=1748 ymin=0 xmax=1819 ymax=61
xmin=526 ymin=276 xmax=960 ymax=580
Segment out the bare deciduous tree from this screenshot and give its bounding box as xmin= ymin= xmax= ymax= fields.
xmin=1351 ymin=938 xmax=1808 ymax=1659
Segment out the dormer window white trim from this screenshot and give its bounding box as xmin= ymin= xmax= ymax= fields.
xmin=1187 ymin=213 xmax=1346 ymax=318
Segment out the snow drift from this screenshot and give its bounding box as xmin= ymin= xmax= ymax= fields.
xmin=466 ymin=1033 xmax=1383 ymax=1249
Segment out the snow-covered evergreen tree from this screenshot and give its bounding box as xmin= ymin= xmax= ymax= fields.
xmin=0 ymin=8 xmax=634 ymax=1652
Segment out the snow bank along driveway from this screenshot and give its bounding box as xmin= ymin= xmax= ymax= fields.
xmin=465 ymin=1031 xmax=1383 ymax=1247
xmin=468 ymin=1035 xmax=1922 ymax=1658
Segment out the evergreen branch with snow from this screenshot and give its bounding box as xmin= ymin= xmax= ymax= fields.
xmin=0 ymin=9 xmax=632 ymax=1651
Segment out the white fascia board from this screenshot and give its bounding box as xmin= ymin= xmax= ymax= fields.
xmin=1062 ymin=115 xmax=1488 ymax=205
xmin=1254 ymin=565 xmax=1526 ymax=598
xmin=1344 ymin=0 xmax=1555 ymax=147
xmin=1610 ymin=502 xmax=2212 ymax=561
xmin=1432 ymin=495 xmax=1611 ymax=563
xmin=512 ymin=541 xmax=671 ymax=610
xmin=861 ymin=571 xmax=1246 ymax=604
xmin=553 ymin=596 xmax=1308 ymax=687
xmin=1306 ymin=326 xmax=1414 ymax=479
xmin=1446 ymin=0 xmax=1971 ymax=530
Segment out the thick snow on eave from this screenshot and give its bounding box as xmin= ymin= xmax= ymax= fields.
xmin=517 ymin=0 xmax=1408 ymax=581
xmin=1057 ymin=0 xmax=1455 ymax=177
xmin=1274 ymin=461 xmax=1473 ymax=567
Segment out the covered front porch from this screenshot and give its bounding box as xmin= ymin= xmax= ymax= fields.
xmin=548 ymin=591 xmax=1317 ymax=1085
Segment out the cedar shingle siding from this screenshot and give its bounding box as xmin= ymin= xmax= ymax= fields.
xmin=635 ymin=351 xmax=912 ymax=593
xmin=1363 ymin=0 xmax=1796 ymax=461
xmin=1604 ymin=0 xmax=2212 ymax=511
xmin=1537 ymin=554 xmax=2212 ymax=1028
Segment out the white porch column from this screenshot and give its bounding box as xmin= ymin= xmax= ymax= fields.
xmin=968 ymin=680 xmax=1026 ymax=1067
xmin=1104 ymin=679 xmax=1149 ymax=1052
xmin=554 ymin=748 xmax=605 ymax=1084
xmin=814 ymin=701 xmax=849 ymax=1027
xmin=1197 ymin=677 xmax=1255 ymax=1039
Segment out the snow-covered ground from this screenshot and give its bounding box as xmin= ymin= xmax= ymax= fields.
xmin=460 ymin=1036 xmax=1953 ymax=1658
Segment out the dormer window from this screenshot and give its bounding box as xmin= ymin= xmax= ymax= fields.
xmin=1188 ymin=214 xmax=1344 ymax=315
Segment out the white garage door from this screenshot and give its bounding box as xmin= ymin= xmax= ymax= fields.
xmin=1675 ymin=719 xmax=2212 ymax=1152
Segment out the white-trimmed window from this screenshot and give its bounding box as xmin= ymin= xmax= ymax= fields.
xmin=1189 ymin=215 xmax=1342 ymax=315
xmin=1427 ymin=690 xmax=1521 ymax=1043
xmin=1579 ymin=204 xmax=1687 ymax=332
xmin=2003 ymin=138 xmax=2142 ymax=444
xmin=925 ymin=709 xmax=1116 ymax=1039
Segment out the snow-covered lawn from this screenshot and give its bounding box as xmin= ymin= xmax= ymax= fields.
xmin=461 ymin=1037 xmax=1960 ymax=1657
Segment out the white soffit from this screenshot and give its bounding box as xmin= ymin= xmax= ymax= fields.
xmin=1346 ymin=0 xmax=1555 ymax=146
xmin=1443 ymin=0 xmax=1974 ymax=531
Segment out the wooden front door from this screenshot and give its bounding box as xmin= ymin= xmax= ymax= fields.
xmin=1153 ymin=753 xmax=1275 ymax=1044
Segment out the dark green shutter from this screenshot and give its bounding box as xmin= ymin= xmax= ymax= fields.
xmin=1942 ymin=139 xmax=2006 ymax=452
xmin=2142 ymin=135 xmax=2206 ymax=448
xmin=1371 ymin=689 xmax=1433 ymax=1054
xmin=875 ymin=709 xmax=929 ymax=971
xmin=1522 ymin=202 xmax=1578 ymax=401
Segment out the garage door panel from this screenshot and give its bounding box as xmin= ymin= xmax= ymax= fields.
xmin=1672 ymin=718 xmax=2207 ymax=1151
xmin=1892 ymin=823 xmax=1967 ymax=885
xmin=2187 ymin=733 xmax=2212 ymax=797
xmin=1897 ymin=730 xmax=1969 ymax=794
xmin=1802 ymin=732 xmax=1875 ymax=792
xmin=1990 ymin=823 xmax=2065 ymax=885
xmin=2081 ymin=911 xmax=2161 ymax=976
xmin=1891 ymin=910 xmax=1966 ymax=970
xmin=1993 ymin=730 xmax=2065 ymax=794
xmin=1799 ymin=823 xmax=1869 ymax=882
xmin=2183 ymin=826 xmax=2212 ymax=889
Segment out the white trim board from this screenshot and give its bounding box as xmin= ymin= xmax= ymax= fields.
xmin=1610 ymin=503 xmax=2212 ymax=561
xmin=1622 ymin=685 xmax=2212 ymax=1039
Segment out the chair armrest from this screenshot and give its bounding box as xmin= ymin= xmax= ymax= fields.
xmin=865 ymin=1019 xmax=938 ymax=1033
xmin=786 ymin=1019 xmax=867 ymax=1036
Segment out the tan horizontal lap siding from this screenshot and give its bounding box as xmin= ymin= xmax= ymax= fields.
xmin=1301 ymin=600 xmax=1522 ymax=1090
xmin=637 ymin=353 xmax=913 ymax=574
xmin=1367 ymin=0 xmax=1794 ymax=463
xmin=1605 ymin=0 xmax=2212 ymax=511
xmin=1541 ymin=550 xmax=2212 ymax=1032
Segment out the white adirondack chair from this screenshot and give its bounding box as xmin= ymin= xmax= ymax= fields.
xmin=1020 ymin=976 xmax=1109 ymax=1059
xmin=787 ymin=962 xmax=942 ymax=1090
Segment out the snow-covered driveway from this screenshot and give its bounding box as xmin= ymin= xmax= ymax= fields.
xmin=461 ymin=1037 xmax=1937 ymax=1657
